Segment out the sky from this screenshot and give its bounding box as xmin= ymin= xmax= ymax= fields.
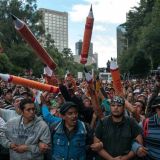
xmin=37 ymin=0 xmax=140 ymax=67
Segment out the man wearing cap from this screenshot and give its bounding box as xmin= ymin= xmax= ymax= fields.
xmin=92 ymin=96 xmax=143 ymax=160
xmin=41 ymin=101 xmax=95 ymax=160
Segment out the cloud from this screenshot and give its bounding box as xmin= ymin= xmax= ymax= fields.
xmin=93 ymin=35 xmax=117 ymax=67
xmin=94 ymin=25 xmax=106 ymax=32
xmin=69 ymin=0 xmax=140 ymax=23
xmin=68 ymin=0 xmax=140 ymax=67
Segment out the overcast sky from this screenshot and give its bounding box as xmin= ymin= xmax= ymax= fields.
xmin=37 ymin=0 xmax=140 ymax=67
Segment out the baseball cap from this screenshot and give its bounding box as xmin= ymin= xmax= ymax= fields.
xmin=151 ymin=96 xmax=160 ymax=108
xmin=60 ymin=101 xmax=77 ymax=115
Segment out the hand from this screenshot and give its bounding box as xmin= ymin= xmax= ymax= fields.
xmin=111 ymin=156 xmax=122 ymax=160
xmin=119 ymin=155 xmax=128 ymax=160
xmin=14 ymin=144 xmax=28 ymax=153
xmin=137 ymin=146 xmax=148 ymax=157
xmin=40 ymin=92 xmax=48 ymax=105
xmin=39 ymin=142 xmax=50 ymax=153
xmin=10 ymin=143 xmax=18 ymax=150
xmin=57 ymin=78 xmax=63 ymax=85
xmin=92 ymin=112 xmax=97 ymax=120
xmin=90 ymin=142 xmax=103 ymax=152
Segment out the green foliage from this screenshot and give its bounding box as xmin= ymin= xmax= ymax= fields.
xmin=0 ymin=54 xmax=13 ymax=73
xmin=0 ymin=0 xmax=96 ymax=78
xmin=130 ymin=50 xmax=151 ymax=76
xmin=119 ymin=0 xmax=160 ymax=76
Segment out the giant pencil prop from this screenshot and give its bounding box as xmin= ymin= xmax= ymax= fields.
xmin=0 ymin=73 xmax=59 ymax=93
xmin=110 ymin=59 xmax=123 ymax=95
xmin=80 ymin=5 xmax=94 ymax=64
xmin=11 ymin=15 xmax=57 ymax=70
xmin=84 ymin=68 xmax=104 ymax=119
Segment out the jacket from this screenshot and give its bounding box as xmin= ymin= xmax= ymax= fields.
xmin=52 ymin=120 xmax=87 ymax=160
xmin=0 ymin=116 xmax=51 ymax=160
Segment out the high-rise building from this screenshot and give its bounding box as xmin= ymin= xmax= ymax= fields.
xmin=73 ymin=39 xmax=98 ymax=67
xmin=117 ymin=25 xmax=128 ymax=59
xmin=39 ymin=8 xmax=68 ymax=52
xmin=75 ymin=40 xmax=93 ymax=56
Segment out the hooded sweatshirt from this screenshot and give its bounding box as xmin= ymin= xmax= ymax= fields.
xmin=0 ymin=116 xmax=51 ymax=160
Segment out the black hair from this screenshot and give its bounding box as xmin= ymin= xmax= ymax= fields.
xmin=19 ymin=98 xmax=34 ymax=111
xmin=136 ymin=100 xmax=146 ymax=111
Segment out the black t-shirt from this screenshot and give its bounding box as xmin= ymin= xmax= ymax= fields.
xmin=95 ymin=116 xmax=142 ymax=159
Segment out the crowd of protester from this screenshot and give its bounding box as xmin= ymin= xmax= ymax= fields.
xmin=0 ymin=70 xmax=160 ymax=160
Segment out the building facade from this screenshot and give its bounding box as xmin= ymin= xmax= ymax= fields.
xmin=117 ymin=25 xmax=128 ymax=60
xmin=73 ymin=52 xmax=98 ymax=68
xmin=39 ymin=8 xmax=68 ymax=52
xmin=75 ymin=40 xmax=93 ymax=56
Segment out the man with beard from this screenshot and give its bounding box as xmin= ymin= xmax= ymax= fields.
xmin=92 ymin=96 xmax=143 ymax=160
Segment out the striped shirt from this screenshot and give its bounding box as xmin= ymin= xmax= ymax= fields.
xmin=144 ymin=114 xmax=160 ymax=160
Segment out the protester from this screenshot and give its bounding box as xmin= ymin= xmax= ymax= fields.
xmin=136 ymin=96 xmax=160 ymax=159
xmin=146 ymin=73 xmax=160 ymax=117
xmin=92 ymin=96 xmax=143 ymax=160
xmin=1 ymin=88 xmax=13 ymax=110
xmin=41 ymin=100 xmax=96 ymax=160
xmin=0 ymin=98 xmax=51 ymax=160
xmin=55 ymin=92 xmax=65 ymax=107
xmin=133 ymin=100 xmax=146 ymax=124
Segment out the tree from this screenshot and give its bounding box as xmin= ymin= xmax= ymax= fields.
xmin=119 ymin=0 xmax=160 ymax=75
xmin=130 ymin=50 xmax=151 ymax=77
xmin=0 ymin=54 xmax=13 ymax=73
xmin=0 ymin=0 xmax=44 ymax=75
xmin=0 ymin=0 xmax=98 ymax=77
xmin=0 ymin=0 xmax=44 ymax=49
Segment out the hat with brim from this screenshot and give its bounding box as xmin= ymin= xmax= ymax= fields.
xmin=60 ymin=101 xmax=77 ymax=115
xmin=151 ymin=96 xmax=160 ymax=108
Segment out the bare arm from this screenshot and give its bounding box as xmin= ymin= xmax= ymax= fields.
xmin=125 ymin=100 xmax=136 ymax=114
xmin=90 ymin=112 xmax=97 ymax=129
xmin=135 ymin=134 xmax=143 ymax=145
xmin=93 ymin=136 xmax=113 ymax=160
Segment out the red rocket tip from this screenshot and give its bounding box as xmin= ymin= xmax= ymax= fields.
xmin=11 ymin=14 xmax=17 ymax=21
